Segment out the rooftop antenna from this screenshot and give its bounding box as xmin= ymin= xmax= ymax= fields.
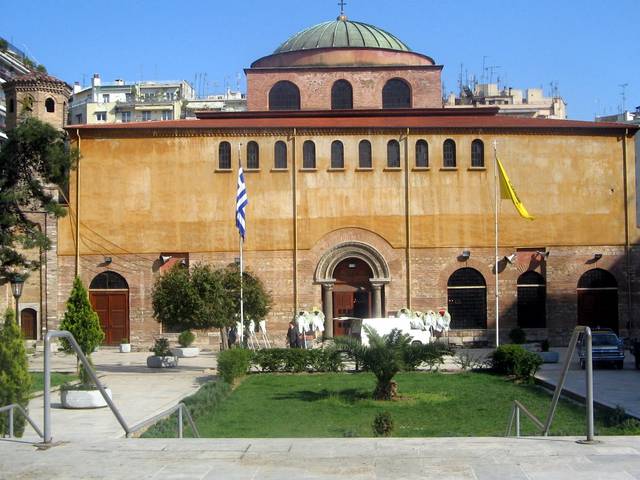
xmin=619 ymin=83 xmax=628 ymax=113
xmin=486 ymin=65 xmax=501 ymax=84
xmin=481 ymin=55 xmax=489 ymax=83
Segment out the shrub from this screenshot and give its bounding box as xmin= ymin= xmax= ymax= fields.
xmin=508 ymin=327 xmax=527 ymax=344
xmin=217 ymin=348 xmax=253 ymax=384
xmin=0 ymin=309 xmax=31 ymax=436
xmin=178 ymin=330 xmax=195 ymax=348
xmin=307 ymin=349 xmax=343 ymax=372
xmin=142 ymin=381 xmax=231 ymax=438
xmin=402 ymin=342 xmax=451 ymax=371
xmin=59 ymin=277 xmax=105 ymax=356
xmin=150 ymin=338 xmax=172 ymax=357
xmin=491 ymin=344 xmax=542 ymax=382
xmin=372 ymin=411 xmax=394 ymax=437
xmin=251 ymin=348 xmax=343 ymax=373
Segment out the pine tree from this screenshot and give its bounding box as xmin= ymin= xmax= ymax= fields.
xmin=59 ymin=277 xmax=104 ymax=383
xmin=0 ymin=309 xmax=32 ymax=436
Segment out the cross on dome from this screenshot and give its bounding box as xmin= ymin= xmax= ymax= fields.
xmin=337 ymin=0 xmax=348 ymax=20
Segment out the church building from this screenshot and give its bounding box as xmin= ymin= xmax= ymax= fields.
xmin=5 ymin=12 xmax=639 ymax=347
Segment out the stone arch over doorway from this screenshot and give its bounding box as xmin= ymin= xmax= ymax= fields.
xmin=315 ymin=241 xmax=391 ymax=337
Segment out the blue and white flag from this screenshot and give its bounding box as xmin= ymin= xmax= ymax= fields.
xmin=236 ymin=167 xmax=248 ymax=239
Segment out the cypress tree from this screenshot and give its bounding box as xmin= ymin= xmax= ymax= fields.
xmin=0 ymin=308 xmax=31 ymax=436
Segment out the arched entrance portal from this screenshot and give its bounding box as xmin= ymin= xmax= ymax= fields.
xmin=577 ymin=268 xmax=618 ymax=332
xmin=315 ymin=241 xmax=391 ymax=338
xmin=21 ymin=308 xmax=37 ymax=340
xmin=333 ymin=258 xmax=374 ymax=335
xmin=89 ymin=271 xmax=130 ymax=345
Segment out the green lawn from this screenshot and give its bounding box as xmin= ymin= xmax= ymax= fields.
xmin=29 ymin=372 xmax=77 ymax=395
xmin=145 ymin=371 xmax=640 ymax=438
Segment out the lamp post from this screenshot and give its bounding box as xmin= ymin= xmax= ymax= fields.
xmin=10 ymin=274 xmax=24 ymax=324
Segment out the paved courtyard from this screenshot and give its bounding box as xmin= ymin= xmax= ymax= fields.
xmin=1 ymin=346 xmax=638 ymax=479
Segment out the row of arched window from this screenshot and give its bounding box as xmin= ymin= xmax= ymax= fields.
xmin=446 ymin=268 xmax=618 ymax=331
xmin=218 ymin=139 xmax=486 ymax=170
xmin=7 ymin=96 xmax=57 ymax=114
xmin=269 ymin=78 xmax=412 ymax=111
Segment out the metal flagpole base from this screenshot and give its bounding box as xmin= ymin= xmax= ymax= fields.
xmin=576 ymin=439 xmax=601 ymax=445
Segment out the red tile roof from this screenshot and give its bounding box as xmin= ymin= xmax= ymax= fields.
xmin=67 ymin=108 xmax=639 ymax=133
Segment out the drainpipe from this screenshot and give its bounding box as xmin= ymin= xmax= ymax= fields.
xmin=75 ymin=129 xmax=81 ymax=277
xmin=404 ymin=128 xmax=411 ymax=308
xmin=292 ymin=128 xmax=298 ymax=313
xmin=622 ymin=128 xmax=632 ymax=332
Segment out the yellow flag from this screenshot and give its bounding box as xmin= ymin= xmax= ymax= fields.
xmin=497 ymin=158 xmax=534 ymax=220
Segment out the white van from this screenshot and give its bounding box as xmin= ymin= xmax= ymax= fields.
xmin=348 ymin=317 xmax=432 ymax=346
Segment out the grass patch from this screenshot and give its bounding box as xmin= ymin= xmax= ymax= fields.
xmin=29 ymin=372 xmax=77 ymax=395
xmin=160 ymin=372 xmax=640 ymax=438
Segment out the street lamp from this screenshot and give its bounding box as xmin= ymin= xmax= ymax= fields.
xmin=10 ymin=274 xmax=24 ymax=322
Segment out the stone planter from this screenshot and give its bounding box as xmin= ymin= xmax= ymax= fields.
xmin=61 ymin=388 xmax=112 ymax=409
xmin=171 ymin=347 xmax=199 ymax=358
xmin=146 ymin=355 xmax=178 ymax=368
xmin=538 ymin=351 xmax=559 ymax=363
xmin=119 ymin=343 xmax=131 ymax=353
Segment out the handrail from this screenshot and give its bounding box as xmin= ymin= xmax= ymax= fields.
xmin=43 ymin=330 xmax=199 ymax=443
xmin=127 ymin=402 xmax=200 ymax=438
xmin=0 ymin=403 xmax=44 ymax=439
xmin=506 ymin=325 xmax=595 ymax=443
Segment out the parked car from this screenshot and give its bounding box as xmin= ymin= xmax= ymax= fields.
xmin=578 ymin=329 xmax=625 ymax=369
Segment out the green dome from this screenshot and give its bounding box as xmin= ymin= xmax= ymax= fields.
xmin=274 ymin=18 xmax=411 ymax=54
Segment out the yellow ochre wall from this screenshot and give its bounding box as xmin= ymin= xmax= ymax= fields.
xmin=59 ymin=129 xmax=638 ymax=257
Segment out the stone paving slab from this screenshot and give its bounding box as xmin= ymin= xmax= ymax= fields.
xmin=2 ymin=436 xmax=640 ymax=479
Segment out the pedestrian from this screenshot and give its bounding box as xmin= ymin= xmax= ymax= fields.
xmin=287 ymin=321 xmax=300 ymax=348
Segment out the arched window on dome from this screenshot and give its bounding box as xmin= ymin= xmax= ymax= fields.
xmin=471 ymin=139 xmax=484 ymax=167
xmin=303 ymin=140 xmax=316 ymax=169
xmin=274 ymin=141 xmax=287 ymax=169
xmin=415 ymin=140 xmax=428 ymax=168
xmin=331 ymin=140 xmax=344 ymax=169
xmin=359 ymin=140 xmax=372 ymax=169
xmin=269 ymin=81 xmax=300 ymax=111
xmin=247 ymin=141 xmax=259 ymax=169
xmin=387 ymin=140 xmax=400 ymax=168
xmin=443 ymin=139 xmax=456 ymax=168
xmin=218 ymin=142 xmax=231 ymax=170
xmin=331 ymin=80 xmax=353 ymax=110
xmin=382 ymin=78 xmax=411 ymax=109
xmin=45 ymin=97 xmax=55 ymax=113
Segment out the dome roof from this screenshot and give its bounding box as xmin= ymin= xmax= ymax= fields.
xmin=274 ymin=18 xmax=410 ymax=54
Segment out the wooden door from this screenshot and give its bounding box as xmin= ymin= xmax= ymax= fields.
xmin=90 ymin=292 xmax=129 ymax=345
xmin=577 ymin=289 xmax=618 ymax=333
xmin=20 ymin=308 xmax=37 ymax=340
xmin=333 ymin=292 xmax=354 ymax=336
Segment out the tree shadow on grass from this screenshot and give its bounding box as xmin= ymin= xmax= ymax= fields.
xmin=274 ymin=388 xmax=370 ymax=404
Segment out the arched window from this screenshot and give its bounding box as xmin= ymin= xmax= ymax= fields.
xmin=382 ymin=78 xmax=411 ymax=109
xmin=577 ymin=268 xmax=618 ymax=332
xmin=218 ymin=142 xmax=231 ymax=170
xmin=415 ymin=140 xmax=428 ymax=168
xmin=303 ymin=140 xmax=316 ymax=169
xmin=443 ymin=139 xmax=456 ymax=168
xmin=517 ymin=271 xmax=546 ymax=328
xmin=359 ymin=140 xmax=372 ymax=168
xmin=274 ymin=141 xmax=287 ymax=169
xmin=471 ymin=139 xmax=484 ymax=167
xmin=331 ymin=140 xmax=344 ymax=169
xmin=269 ymin=81 xmax=300 ymax=110
xmin=447 ymin=268 xmax=487 ymax=329
xmin=89 ymin=271 xmax=129 ymax=289
xmin=387 ymin=140 xmax=400 ymax=168
xmin=331 ymin=80 xmax=353 ymax=110
xmin=247 ymin=141 xmax=259 ymax=169
xmin=45 ymin=97 xmax=55 ymax=113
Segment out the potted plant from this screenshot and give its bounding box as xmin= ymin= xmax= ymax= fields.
xmin=119 ymin=337 xmax=131 ymax=353
xmin=537 ymin=339 xmax=559 ymax=363
xmin=58 ymin=277 xmax=111 ymax=409
xmin=146 ymin=338 xmax=178 ymax=368
xmin=171 ymin=330 xmax=199 ymax=358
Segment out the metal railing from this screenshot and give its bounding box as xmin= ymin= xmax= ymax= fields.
xmin=127 ymin=402 xmax=199 ymax=438
xmin=43 ymin=330 xmax=198 ymax=443
xmin=0 ymin=404 xmax=44 ymax=440
xmin=506 ymin=325 xmax=595 ymax=443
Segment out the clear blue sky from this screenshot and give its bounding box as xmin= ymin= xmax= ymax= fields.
xmin=2 ymin=0 xmax=638 ymax=120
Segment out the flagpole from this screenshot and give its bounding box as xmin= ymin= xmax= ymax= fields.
xmin=493 ymin=140 xmax=500 ymax=347
xmin=238 ymin=144 xmax=244 ymax=339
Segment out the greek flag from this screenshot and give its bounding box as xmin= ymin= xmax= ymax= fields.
xmin=236 ymin=167 xmax=248 ymax=238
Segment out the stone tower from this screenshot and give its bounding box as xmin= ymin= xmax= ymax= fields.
xmin=2 ymin=72 xmax=71 ymax=131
